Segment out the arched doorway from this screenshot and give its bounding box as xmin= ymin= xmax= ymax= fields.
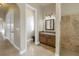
xmin=0 ymin=3 xmax=21 ymax=56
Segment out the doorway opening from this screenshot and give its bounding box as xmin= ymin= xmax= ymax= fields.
xmin=0 ymin=3 xmax=20 ymax=56
xmin=25 ymin=4 xmax=56 ymax=56
xmin=25 ymin=4 xmax=37 ymax=56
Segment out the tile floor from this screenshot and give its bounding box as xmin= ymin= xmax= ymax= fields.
xmin=0 ymin=33 xmax=19 ymax=56
xmin=26 ymin=40 xmax=55 ymax=56
xmin=0 ymin=33 xmax=55 ymax=56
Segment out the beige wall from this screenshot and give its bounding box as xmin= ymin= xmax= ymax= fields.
xmin=61 ymin=3 xmax=79 ymax=16
xmin=60 ymin=3 xmax=79 ymax=55
xmin=0 ymin=13 xmax=5 ymax=20
xmin=41 ymin=3 xmax=56 ymax=19
xmin=0 ymin=11 xmax=6 ymax=21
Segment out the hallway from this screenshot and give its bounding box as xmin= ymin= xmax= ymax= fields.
xmin=0 ymin=32 xmax=19 ymax=56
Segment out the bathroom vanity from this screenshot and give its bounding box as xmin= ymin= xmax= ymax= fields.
xmin=39 ymin=31 xmax=55 ymax=47
xmin=39 ymin=16 xmax=55 ymax=47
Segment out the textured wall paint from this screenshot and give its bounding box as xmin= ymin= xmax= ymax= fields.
xmin=60 ymin=3 xmax=79 ymax=56
xmin=61 ymin=3 xmax=79 ymax=16
xmin=60 ymin=15 xmax=79 ymax=56
xmin=41 ymin=4 xmax=56 ymax=19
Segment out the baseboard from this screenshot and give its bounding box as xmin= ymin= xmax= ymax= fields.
xmin=7 ymin=39 xmax=20 ymax=50
xmin=4 ymin=36 xmax=9 ymax=40
xmin=35 ymin=41 xmax=40 ymax=45
xmin=27 ymin=38 xmax=33 ymax=42
xmin=5 ymin=37 xmax=27 ymax=55
xmin=20 ymin=49 xmax=26 ymax=55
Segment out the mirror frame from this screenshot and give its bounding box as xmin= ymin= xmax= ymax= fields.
xmin=45 ymin=19 xmax=54 ymax=30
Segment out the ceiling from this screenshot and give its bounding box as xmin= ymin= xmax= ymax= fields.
xmin=34 ymin=3 xmax=52 ymax=6
xmin=29 ymin=3 xmax=56 ymax=8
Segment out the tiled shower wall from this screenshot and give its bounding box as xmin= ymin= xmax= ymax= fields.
xmin=60 ymin=14 xmax=79 ymax=55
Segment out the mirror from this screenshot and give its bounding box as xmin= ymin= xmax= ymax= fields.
xmin=45 ymin=19 xmax=54 ymax=30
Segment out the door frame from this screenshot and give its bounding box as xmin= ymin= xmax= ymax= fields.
xmin=25 ymin=4 xmax=39 ymax=45
xmin=55 ymin=3 xmax=61 ymax=56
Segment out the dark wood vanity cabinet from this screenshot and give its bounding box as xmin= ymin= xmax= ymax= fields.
xmin=39 ymin=34 xmax=46 ymax=44
xmin=47 ymin=35 xmax=55 ymax=47
xmin=39 ymin=32 xmax=55 ymax=47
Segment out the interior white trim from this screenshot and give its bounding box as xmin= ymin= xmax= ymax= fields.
xmin=20 ymin=49 xmax=26 ymax=55
xmin=3 ymin=36 xmax=9 ymax=40
xmin=25 ymin=4 xmax=39 ymax=45
xmin=17 ymin=4 xmax=26 ymax=53
xmin=6 ymin=38 xmax=20 ymax=50
xmin=35 ymin=41 xmax=40 ymax=45
xmin=26 ymin=4 xmax=37 ymax=11
xmin=27 ymin=38 xmax=33 ymax=42
xmin=55 ymin=3 xmax=61 ymax=56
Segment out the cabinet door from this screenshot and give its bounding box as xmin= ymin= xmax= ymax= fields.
xmin=47 ymin=35 xmax=55 ymax=47
xmin=51 ymin=36 xmax=55 ymax=47
xmin=39 ymin=34 xmax=46 ymax=44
